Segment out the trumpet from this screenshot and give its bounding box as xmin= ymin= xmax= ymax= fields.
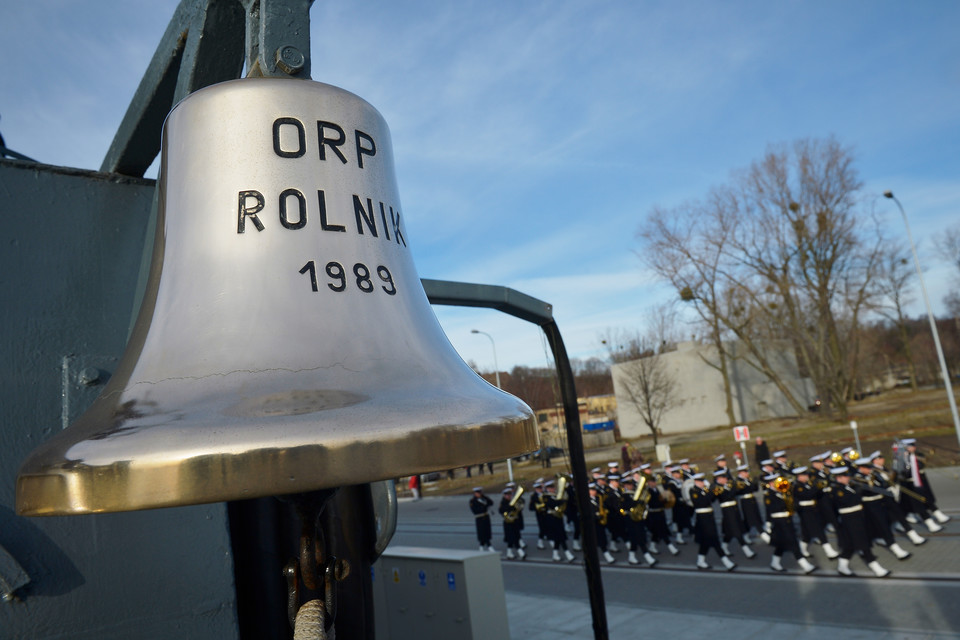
xmin=830 ymin=452 xmax=844 ymax=464
xmin=772 ymin=475 xmax=794 ymax=515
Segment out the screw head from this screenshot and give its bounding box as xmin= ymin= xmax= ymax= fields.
xmin=275 ymin=46 xmax=305 ymax=75
xmin=78 ymin=367 xmax=101 ymax=386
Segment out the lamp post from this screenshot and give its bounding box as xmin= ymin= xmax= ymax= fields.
xmin=471 ymin=329 xmax=514 ymax=481
xmin=884 ymin=191 xmax=960 ymax=447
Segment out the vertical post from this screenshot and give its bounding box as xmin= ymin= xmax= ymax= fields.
xmin=850 ymin=420 xmax=862 ymax=455
xmin=541 ymin=320 xmax=608 ymax=640
xmin=884 ymin=191 xmax=960 ymax=448
xmin=472 ymin=329 xmax=514 ymax=482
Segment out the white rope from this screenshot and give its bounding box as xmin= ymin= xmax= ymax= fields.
xmin=293 ymin=599 xmax=326 ymax=640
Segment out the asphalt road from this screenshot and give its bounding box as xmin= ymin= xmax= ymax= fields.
xmin=390 ymin=468 xmax=960 ymax=636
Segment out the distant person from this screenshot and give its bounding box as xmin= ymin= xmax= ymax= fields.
xmin=408 ymin=475 xmax=421 ymax=500
xmin=754 ymin=436 xmax=770 ymax=469
xmin=470 ymin=487 xmax=495 ymax=551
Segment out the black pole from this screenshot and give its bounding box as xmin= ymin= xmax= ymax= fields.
xmin=542 ymin=320 xmax=608 ymax=640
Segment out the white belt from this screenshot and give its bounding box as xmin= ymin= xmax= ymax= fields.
xmin=740 ymin=494 xmax=756 ymax=500
xmin=862 ymin=495 xmax=883 ymax=502
xmin=798 ymin=500 xmax=816 ymax=507
xmin=720 ymin=501 xmax=737 ymax=508
xmin=838 ymin=505 xmax=863 ymax=514
xmin=695 ymin=507 xmax=714 ymax=514
xmin=770 ymin=511 xmax=790 ymax=518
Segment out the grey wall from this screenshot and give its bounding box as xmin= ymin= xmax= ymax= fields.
xmin=0 ymin=160 xmax=238 ymax=638
xmin=613 ymin=341 xmax=814 ymax=440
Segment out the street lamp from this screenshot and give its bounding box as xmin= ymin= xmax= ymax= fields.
xmin=884 ymin=191 xmax=960 ymax=447
xmin=471 ymin=329 xmax=512 ymax=481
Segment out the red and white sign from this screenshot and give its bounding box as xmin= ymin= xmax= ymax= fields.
xmin=733 ymin=425 xmax=750 ymax=442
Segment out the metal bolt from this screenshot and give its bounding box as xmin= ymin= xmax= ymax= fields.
xmin=275 ymin=46 xmax=305 ymax=75
xmin=334 ymin=558 xmax=350 ymax=581
xmin=78 ymin=367 xmax=100 ymax=386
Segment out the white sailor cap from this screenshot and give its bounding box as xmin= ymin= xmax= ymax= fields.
xmin=692 ymin=473 xmax=706 ymax=481
xmin=607 ymin=462 xmax=619 ymax=468
xmin=855 ymin=457 xmax=874 ymax=467
xmin=773 ymin=450 xmax=787 ymax=458
xmin=535 ymin=477 xmax=545 ymax=483
xmin=670 ymin=466 xmax=683 ymax=474
xmin=714 ymin=454 xmax=726 ymax=461
xmin=760 ymin=459 xmax=775 ymax=467
xmin=588 ymin=482 xmax=598 ymax=490
xmin=639 ymin=463 xmax=651 ymax=470
xmin=628 ymin=467 xmax=641 ymax=476
xmin=736 ymin=464 xmax=749 ymax=472
xmin=545 ymin=479 xmax=556 ymax=488
xmin=809 ymin=453 xmax=824 ymax=462
xmin=902 ymin=438 xmax=917 ymax=445
xmin=532 ymin=481 xmax=543 ymax=488
xmin=831 ymin=466 xmax=851 ymax=476
xmin=792 ymin=466 xmax=809 ymax=475
xmin=607 ymin=474 xmax=620 ymax=481
xmin=506 ymin=481 xmax=517 ymax=488
xmin=871 ymin=450 xmax=884 ymax=459
xmin=840 ymin=446 xmax=853 ymax=455
xmin=472 ymin=486 xmax=483 ymax=492
xmin=713 ymin=470 xmax=727 ymax=478
xmin=678 ymin=458 xmax=690 ymax=464
xmin=622 ymin=475 xmax=637 ymax=484
xmin=501 ymin=488 xmax=513 ymax=494
xmin=591 ymin=467 xmax=602 ymax=475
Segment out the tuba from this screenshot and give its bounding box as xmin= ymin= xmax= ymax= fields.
xmin=550 ymin=477 xmax=568 ymax=518
xmin=628 ymin=476 xmax=650 ymax=521
xmin=597 ymin=494 xmax=609 ymax=526
xmin=504 ymin=486 xmax=525 ymax=523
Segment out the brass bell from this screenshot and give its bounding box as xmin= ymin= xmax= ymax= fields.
xmin=17 ymin=78 xmax=538 ymax=516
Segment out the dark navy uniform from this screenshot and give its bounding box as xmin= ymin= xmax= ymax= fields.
xmin=470 ymin=491 xmax=494 ymax=549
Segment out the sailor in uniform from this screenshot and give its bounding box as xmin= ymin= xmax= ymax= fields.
xmin=499 ymin=487 xmax=526 ymax=560
xmin=688 ymin=473 xmax=737 ymax=571
xmin=900 ymin=438 xmax=951 ymax=529
xmin=620 ymin=476 xmax=658 ymax=566
xmin=763 ymin=472 xmax=817 ymax=574
xmin=713 ymin=470 xmax=756 ymax=558
xmin=829 ymin=465 xmax=890 ymax=577
xmin=854 ymin=458 xmax=911 ymax=561
xmin=667 ymin=465 xmax=694 ymax=544
xmin=470 ymin=487 xmax=495 ymax=551
xmin=543 ymin=480 xmax=575 ymax=562
xmin=529 ymin=479 xmax=548 ymax=549
xmin=642 ymin=465 xmax=680 ymax=556
xmin=588 ymin=482 xmax=615 ymax=564
xmin=791 ymin=466 xmax=839 ymax=559
xmin=734 ymin=464 xmax=764 ymax=538
xmin=870 ymin=451 xmax=926 ymax=546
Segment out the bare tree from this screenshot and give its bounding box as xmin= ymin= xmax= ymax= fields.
xmin=640 ymin=137 xmax=884 ymax=417
xmin=604 ymin=307 xmax=679 ymax=445
xmin=873 ymin=243 xmax=919 ymax=389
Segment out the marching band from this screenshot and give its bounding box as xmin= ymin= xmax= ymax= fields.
xmin=468 ymin=437 xmax=950 ymax=577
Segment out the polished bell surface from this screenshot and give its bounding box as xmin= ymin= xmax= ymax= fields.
xmin=17 ymin=78 xmax=538 ymax=516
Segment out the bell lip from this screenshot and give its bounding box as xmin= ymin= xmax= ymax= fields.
xmin=15 ymin=412 xmax=538 ymax=516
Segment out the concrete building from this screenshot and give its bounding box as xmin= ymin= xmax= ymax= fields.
xmin=612 ymin=341 xmax=814 ymax=439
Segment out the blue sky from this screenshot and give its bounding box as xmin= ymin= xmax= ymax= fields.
xmin=2 ymin=1 xmax=958 ymax=372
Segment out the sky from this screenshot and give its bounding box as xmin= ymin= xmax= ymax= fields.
xmin=2 ymin=1 xmax=959 ymax=373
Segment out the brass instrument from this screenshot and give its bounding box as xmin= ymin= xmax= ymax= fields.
xmin=830 ymin=452 xmax=844 ymax=464
xmin=597 ymin=494 xmax=609 ymax=526
xmin=848 ymin=450 xmax=860 ymax=461
xmin=628 ymin=476 xmax=650 ymax=521
xmin=503 ymin=486 xmax=525 ymax=523
xmin=772 ymin=475 xmax=794 ymax=515
xmin=549 ymin=477 xmax=568 ymax=518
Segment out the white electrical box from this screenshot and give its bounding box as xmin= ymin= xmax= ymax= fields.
xmin=373 ymin=546 xmax=509 ymax=639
